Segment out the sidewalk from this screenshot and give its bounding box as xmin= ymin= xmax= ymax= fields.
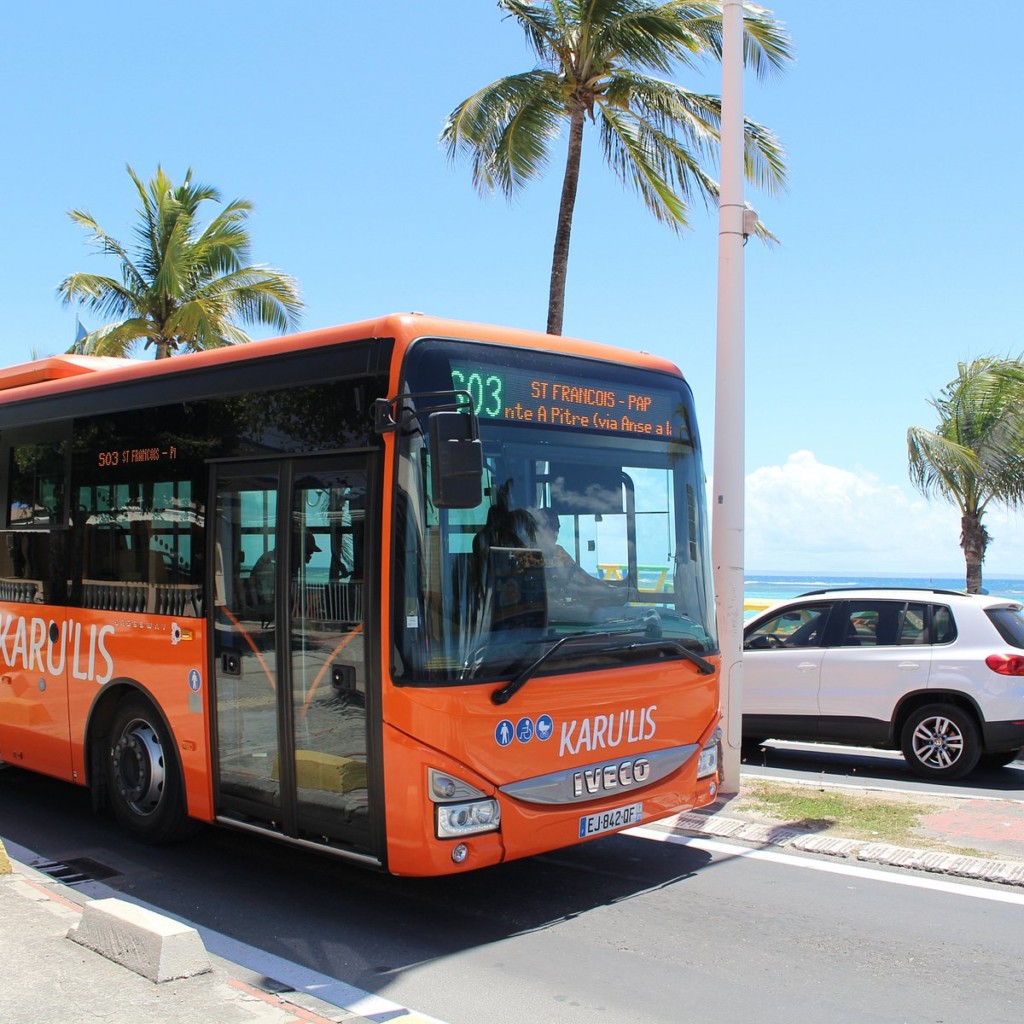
xmin=651 ymin=780 xmax=1024 ymax=886
xmin=0 ymin=840 xmax=438 ymax=1024
xmin=3 ymin=786 xmax=1024 ymax=1024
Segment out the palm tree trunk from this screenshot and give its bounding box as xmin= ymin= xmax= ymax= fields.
xmin=961 ymin=512 xmax=987 ymax=593
xmin=546 ymin=107 xmax=586 ymax=336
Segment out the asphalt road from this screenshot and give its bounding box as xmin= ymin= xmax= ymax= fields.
xmin=2 ymin=762 xmax=1023 ymax=1024
xmin=740 ymin=738 xmax=1024 ymax=800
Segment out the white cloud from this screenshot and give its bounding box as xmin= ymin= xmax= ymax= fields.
xmin=735 ymin=450 xmax=1024 ymax=577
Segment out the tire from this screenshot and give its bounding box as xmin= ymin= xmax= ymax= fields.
xmin=900 ymin=703 xmax=981 ymax=781
xmin=978 ymin=749 xmax=1022 ymax=770
xmin=106 ymin=695 xmax=192 ymax=843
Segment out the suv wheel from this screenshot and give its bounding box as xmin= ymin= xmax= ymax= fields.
xmin=900 ymin=704 xmax=980 ymax=781
xmin=978 ymin=749 xmax=1022 ymax=769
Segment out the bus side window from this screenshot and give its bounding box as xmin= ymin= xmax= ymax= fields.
xmin=72 ymin=481 xmax=204 ymax=617
xmin=0 ymin=530 xmax=63 ymax=604
xmin=6 ymin=440 xmax=67 ymax=528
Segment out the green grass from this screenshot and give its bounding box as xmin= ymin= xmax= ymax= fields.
xmin=735 ymin=779 xmax=943 ymax=847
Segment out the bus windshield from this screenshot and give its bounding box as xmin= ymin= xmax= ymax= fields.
xmin=393 ymin=338 xmax=716 ymax=686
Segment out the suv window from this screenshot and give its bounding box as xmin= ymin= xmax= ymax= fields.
xmin=839 ymin=602 xmax=884 ymax=646
xmin=838 ymin=600 xmax=947 ymax=647
xmin=898 ymin=602 xmax=930 ymax=644
xmin=986 ymin=606 xmax=1024 ymax=649
xmin=931 ymin=604 xmax=957 ymax=644
xmin=745 ymin=602 xmax=832 ymax=650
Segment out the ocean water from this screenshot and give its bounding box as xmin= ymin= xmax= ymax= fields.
xmin=744 ymin=573 xmax=1024 ymax=607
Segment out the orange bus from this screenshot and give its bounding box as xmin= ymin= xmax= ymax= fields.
xmin=0 ymin=313 xmax=720 ymax=875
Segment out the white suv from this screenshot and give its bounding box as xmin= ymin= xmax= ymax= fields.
xmin=742 ymin=588 xmax=1024 ymax=780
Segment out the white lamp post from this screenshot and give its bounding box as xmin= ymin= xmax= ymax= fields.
xmin=712 ymin=0 xmax=746 ymax=795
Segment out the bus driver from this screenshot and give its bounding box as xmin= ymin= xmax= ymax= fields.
xmin=527 ymin=507 xmax=633 ymax=609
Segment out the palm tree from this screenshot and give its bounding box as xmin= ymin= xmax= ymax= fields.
xmin=59 ymin=165 xmax=302 ymax=359
xmin=907 ymin=358 xmax=1024 ymax=593
xmin=441 ymin=0 xmax=792 ymax=336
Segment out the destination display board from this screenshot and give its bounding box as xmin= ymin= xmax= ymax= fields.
xmin=450 ymin=362 xmax=683 ymax=438
xmin=97 ymin=445 xmax=180 ymax=469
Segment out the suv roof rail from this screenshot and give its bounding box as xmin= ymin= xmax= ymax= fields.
xmin=797 ymin=586 xmax=969 ymax=598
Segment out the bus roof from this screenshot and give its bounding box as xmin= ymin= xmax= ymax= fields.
xmin=0 ymin=313 xmax=685 ymax=410
xmin=0 ymin=354 xmax=135 ymax=393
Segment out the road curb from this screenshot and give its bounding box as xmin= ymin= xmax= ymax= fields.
xmin=0 ymin=838 xmax=11 ymax=875
xmin=658 ymin=812 xmax=1024 ymax=886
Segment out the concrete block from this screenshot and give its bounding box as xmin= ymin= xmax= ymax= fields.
xmin=67 ymin=897 xmax=211 ymax=982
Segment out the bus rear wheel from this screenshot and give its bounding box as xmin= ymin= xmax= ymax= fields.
xmin=106 ymin=695 xmax=190 ymax=843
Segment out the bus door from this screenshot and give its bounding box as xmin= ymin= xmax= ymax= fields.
xmin=210 ymin=457 xmax=375 ymax=858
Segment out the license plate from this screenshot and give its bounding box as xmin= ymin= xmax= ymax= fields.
xmin=578 ymin=802 xmax=643 ymax=839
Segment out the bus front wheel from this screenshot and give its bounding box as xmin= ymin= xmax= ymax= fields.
xmin=106 ymin=695 xmax=190 ymax=843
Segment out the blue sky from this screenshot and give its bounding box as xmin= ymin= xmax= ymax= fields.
xmin=2 ymin=2 xmax=1021 ymax=578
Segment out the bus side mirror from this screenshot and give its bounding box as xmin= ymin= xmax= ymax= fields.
xmin=429 ymin=411 xmax=483 ymax=508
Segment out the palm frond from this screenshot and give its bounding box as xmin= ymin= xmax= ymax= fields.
xmin=57 ymin=272 xmax=140 ymax=320
xmin=197 ymin=199 xmax=254 ymax=273
xmin=663 ymin=2 xmax=793 ymax=80
xmin=598 ymin=103 xmax=704 ymax=227
xmin=498 ymin=0 xmax=561 ymax=63
xmin=151 ymin=213 xmax=194 ymax=305
xmin=738 ymin=3 xmax=794 ymax=79
xmin=907 ymin=426 xmax=980 ymax=513
xmin=188 ymin=265 xmax=303 ymax=331
xmin=603 ymin=2 xmax=709 ymax=75
xmin=442 ymin=71 xmax=564 ymax=197
xmin=600 ymin=72 xmax=785 ymax=222
xmin=65 ymin=210 xmax=149 ymax=296
xmin=605 ymin=72 xmax=720 ymax=160
xmin=66 ymin=317 xmax=155 ymax=358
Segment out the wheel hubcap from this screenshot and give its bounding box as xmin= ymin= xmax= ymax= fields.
xmin=112 ymin=719 xmax=165 ymax=816
xmin=912 ymin=715 xmax=964 ymax=770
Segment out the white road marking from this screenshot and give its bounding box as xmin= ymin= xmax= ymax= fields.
xmin=628 ymin=825 xmax=1024 ymax=905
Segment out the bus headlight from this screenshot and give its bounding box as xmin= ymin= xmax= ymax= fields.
xmin=428 ymin=768 xmax=501 ymax=838
xmin=697 ymin=728 xmax=722 ymax=779
xmin=436 ymin=798 xmax=501 ymax=838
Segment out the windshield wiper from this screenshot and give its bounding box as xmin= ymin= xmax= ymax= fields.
xmin=490 ymin=627 xmax=714 ymax=705
xmin=623 ymin=638 xmax=716 ymax=673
